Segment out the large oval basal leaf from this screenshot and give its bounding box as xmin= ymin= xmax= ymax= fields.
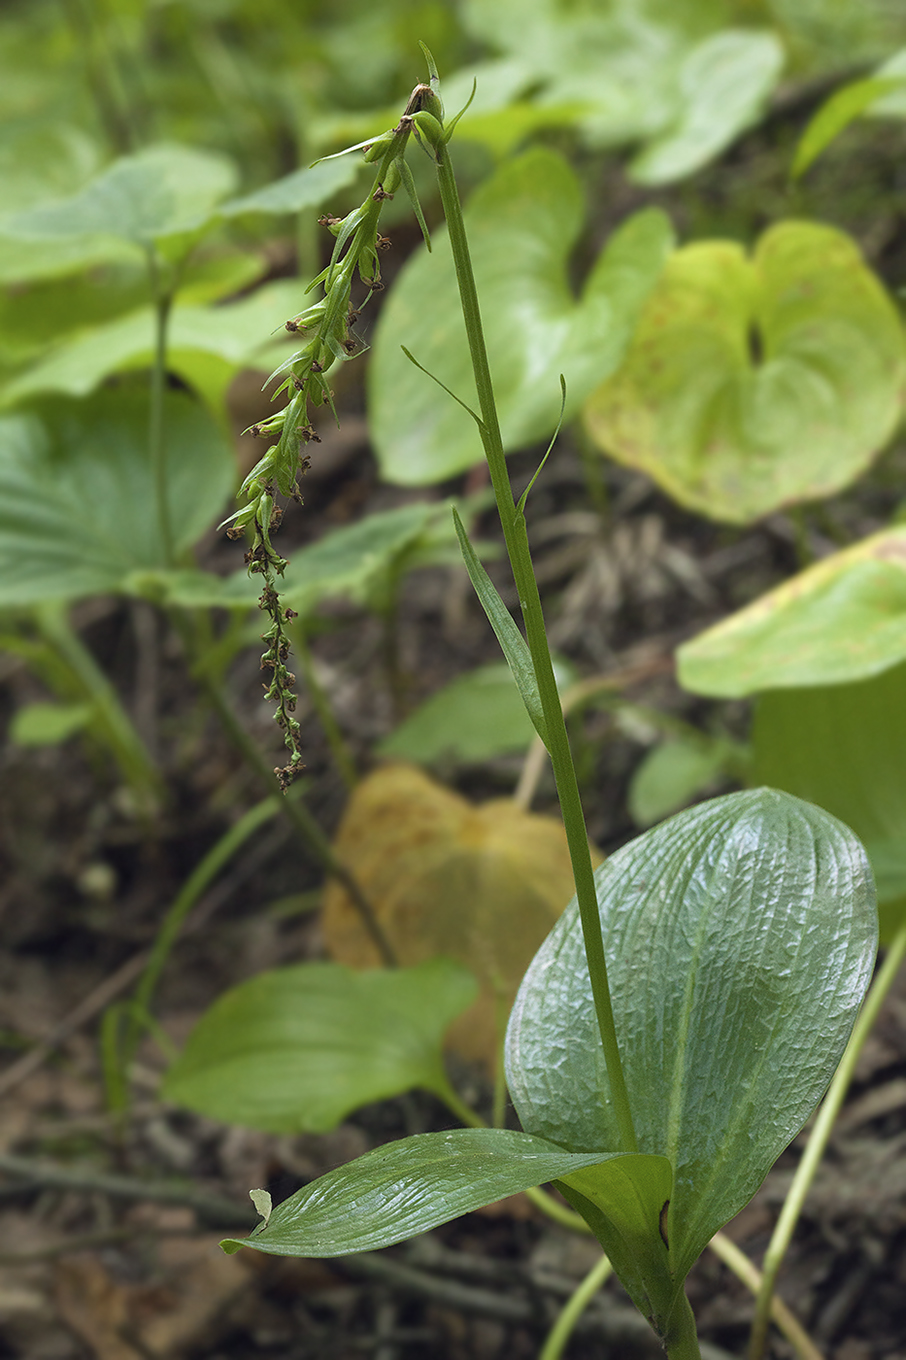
xmin=0 ymin=387 xmax=234 ymax=605
xmin=677 ymin=526 xmax=906 ymax=696
xmin=368 ymin=147 xmax=673 ymax=485
xmin=220 ymin=1127 xmax=666 ymax=1258
xmin=583 ymin=222 xmax=906 ymax=523
xmin=161 ymin=959 xmax=477 ymax=1135
xmin=506 ymin=789 xmax=877 ymax=1285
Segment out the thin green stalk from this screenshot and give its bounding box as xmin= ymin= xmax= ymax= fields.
xmin=289 ymin=620 xmax=358 ymax=790
xmin=748 ymin=920 xmax=906 ymax=1360
xmin=175 ymin=614 xmax=397 ymax=967
xmin=35 ymin=601 xmax=161 ymax=809
xmin=665 ymin=1292 xmax=704 ymax=1360
xmin=429 ymin=126 xmax=636 ymax=1155
xmin=146 ymin=249 xmax=176 ymax=569
xmin=121 ymin=793 xmax=285 ymax=1072
xmin=539 ymin=1250 xmax=613 ymax=1360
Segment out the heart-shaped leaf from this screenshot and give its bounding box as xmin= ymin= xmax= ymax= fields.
xmin=220 ymin=1127 xmax=667 ymax=1259
xmin=4 ymin=144 xmax=238 ymax=246
xmin=161 ymin=958 xmax=477 ymax=1134
xmin=0 ymin=387 xmax=234 ymax=605
xmin=583 ymin=222 xmax=906 ymax=523
xmin=322 ymin=763 xmax=594 ymax=1068
xmin=751 ymin=663 xmax=906 ymax=939
xmin=368 ymin=148 xmax=672 ymax=484
xmin=505 ymin=789 xmax=876 ymax=1286
xmin=677 ymin=526 xmax=906 ymax=696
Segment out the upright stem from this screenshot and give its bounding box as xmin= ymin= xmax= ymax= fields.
xmin=431 ymin=135 xmax=636 ymax=1154
xmin=146 ymin=249 xmax=176 ymax=568
xmin=747 ymin=922 xmax=906 ymax=1360
xmin=665 ymin=1291 xmax=704 ymax=1360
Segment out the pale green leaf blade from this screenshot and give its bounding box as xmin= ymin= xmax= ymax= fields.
xmin=506 ymin=789 xmax=877 ymax=1284
xmin=584 ymin=222 xmax=906 ymax=524
xmin=162 ymin=959 xmax=478 ymax=1135
xmin=9 ymin=701 xmax=94 ymax=746
xmin=453 ymin=510 xmax=547 ymax=746
xmin=0 ymin=281 xmax=304 ymax=410
xmin=630 ymin=30 xmax=784 ymax=186
xmin=220 ymin=1127 xmax=646 ymax=1257
xmin=792 ymin=75 xmax=906 ymax=179
xmin=751 ymin=663 xmax=906 ymax=938
xmin=221 ymin=158 xmax=360 ymax=216
xmin=677 ymin=527 xmax=906 ymax=696
xmin=0 ymin=388 xmax=234 ymax=604
xmin=4 ymin=144 xmax=238 ymax=245
xmin=368 ymin=148 xmax=671 ymax=485
xmin=627 ymin=738 xmax=731 ymax=828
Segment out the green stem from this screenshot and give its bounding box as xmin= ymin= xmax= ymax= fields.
xmin=747 ymin=921 xmax=906 ymax=1360
xmin=431 ymin=131 xmax=636 ymax=1154
xmin=539 ymin=1250 xmax=613 ymax=1360
xmin=665 ymin=1292 xmax=704 ymax=1360
xmin=121 ymin=793 xmax=284 ymax=1072
xmin=146 ymin=250 xmax=175 ymax=569
xmin=35 ymin=601 xmax=161 ymax=809
xmin=175 ymin=613 xmax=397 ymax=967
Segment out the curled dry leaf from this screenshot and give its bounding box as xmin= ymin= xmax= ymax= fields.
xmin=322 ymin=763 xmax=598 ymax=1068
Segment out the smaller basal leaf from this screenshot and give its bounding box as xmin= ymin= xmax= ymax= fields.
xmin=369 ymin=147 xmax=672 ymax=485
xmin=630 ymin=30 xmax=784 ymax=186
xmin=378 ymin=658 xmax=576 ymax=765
xmin=221 ymin=159 xmax=361 ymax=216
xmin=323 ymin=763 xmax=595 ymax=1069
xmin=0 ymin=387 xmax=234 ymax=605
xmin=161 ymin=959 xmax=478 ymax=1135
xmin=583 ymin=222 xmax=906 ymax=524
xmin=506 ymin=789 xmax=877 ymax=1288
xmin=8 ymin=701 xmax=93 ymax=746
xmin=4 ymin=144 xmax=238 ymax=246
xmin=627 ymin=737 xmax=732 ymax=828
xmin=677 ymin=526 xmax=906 ymax=696
xmin=220 ymin=1127 xmax=631 ymax=1258
xmin=792 ymin=75 xmax=906 ymax=179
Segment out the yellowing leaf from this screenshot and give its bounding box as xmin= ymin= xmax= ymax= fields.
xmin=583 ymin=222 xmax=906 ymax=524
xmin=322 ymin=764 xmax=594 ymax=1068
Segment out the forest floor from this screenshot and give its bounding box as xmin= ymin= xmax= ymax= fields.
xmin=3 ymin=117 xmax=906 ymax=1360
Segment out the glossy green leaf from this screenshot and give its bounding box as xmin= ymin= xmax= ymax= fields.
xmin=677 ymin=527 xmax=906 ymax=696
xmin=220 ymin=1127 xmax=663 ymax=1257
xmin=506 ymin=789 xmax=877 ymax=1287
xmin=751 ymin=664 xmax=906 ymax=937
xmin=867 ymin=47 xmax=906 ymax=118
xmin=8 ymin=701 xmax=93 ymax=746
xmin=369 ymin=149 xmax=672 ymax=484
xmin=0 ymin=280 xmax=303 ymax=415
xmin=163 ymin=959 xmax=477 ymax=1135
xmin=627 ymin=737 xmax=733 ymax=828
xmin=792 ymin=76 xmax=906 ymax=179
xmin=221 ymin=159 xmax=361 ymax=216
xmin=453 ymin=509 xmax=547 ymax=746
xmin=4 ymin=144 xmax=238 ymax=246
xmin=630 ymin=31 xmax=784 ymax=185
xmin=583 ymin=222 xmax=906 ymax=524
xmin=0 ymin=387 xmax=234 ymax=605
xmin=378 ymin=659 xmax=574 ymax=765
